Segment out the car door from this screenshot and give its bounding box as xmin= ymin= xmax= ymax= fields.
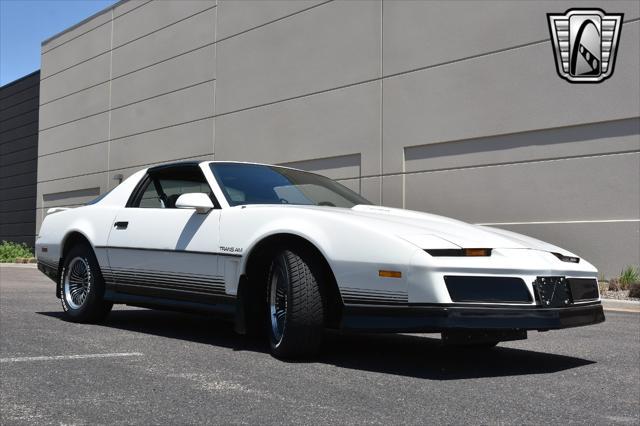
xmin=105 ymin=164 xmax=228 ymax=304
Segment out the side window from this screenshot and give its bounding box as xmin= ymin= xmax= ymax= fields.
xmin=128 ymin=166 xmax=217 ymax=209
xmin=159 ymin=179 xmax=212 ymax=208
xmin=138 ymin=182 xmax=163 ymax=208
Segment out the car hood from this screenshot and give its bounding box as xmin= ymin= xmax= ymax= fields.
xmin=342 ymin=205 xmax=575 ymax=255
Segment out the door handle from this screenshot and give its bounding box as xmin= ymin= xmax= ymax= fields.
xmin=114 ymin=221 xmax=128 ymax=230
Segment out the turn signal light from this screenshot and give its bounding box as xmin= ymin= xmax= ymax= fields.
xmin=379 ymin=270 xmax=402 ymax=278
xmin=464 ymin=248 xmax=492 ymax=257
xmin=425 ymin=249 xmax=492 ymax=257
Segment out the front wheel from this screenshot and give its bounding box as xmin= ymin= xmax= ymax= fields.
xmin=267 ymin=249 xmax=324 ymax=359
xmin=60 ymin=244 xmax=112 ymax=323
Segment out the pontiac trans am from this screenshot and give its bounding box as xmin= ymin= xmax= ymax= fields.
xmin=36 ymin=161 xmax=605 ymax=358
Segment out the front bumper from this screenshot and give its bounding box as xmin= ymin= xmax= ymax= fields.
xmin=340 ymin=301 xmax=605 ymax=332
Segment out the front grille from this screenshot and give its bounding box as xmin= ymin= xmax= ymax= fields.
xmin=444 ymin=276 xmax=532 ymax=303
xmin=567 ymin=278 xmax=599 ymax=301
xmin=533 ymin=277 xmax=599 ymax=307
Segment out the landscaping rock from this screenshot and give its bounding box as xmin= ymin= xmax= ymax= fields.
xmin=629 ymin=283 xmax=640 ymax=299
xmin=608 ymin=278 xmax=620 ymax=291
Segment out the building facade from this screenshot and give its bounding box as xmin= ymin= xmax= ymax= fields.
xmin=0 ymin=71 xmax=40 ymax=247
xmin=27 ymin=0 xmax=640 ymax=276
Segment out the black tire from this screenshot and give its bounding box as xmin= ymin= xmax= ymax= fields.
xmin=60 ymin=243 xmax=112 ymax=323
xmin=266 ymin=249 xmax=324 ymax=359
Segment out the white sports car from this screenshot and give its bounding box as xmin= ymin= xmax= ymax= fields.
xmin=36 ymin=161 xmax=604 ymax=358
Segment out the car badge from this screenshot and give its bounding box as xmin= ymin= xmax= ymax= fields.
xmin=547 ymin=9 xmax=623 ymax=83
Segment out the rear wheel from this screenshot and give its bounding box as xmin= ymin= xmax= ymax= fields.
xmin=267 ymin=249 xmax=324 ymax=359
xmin=60 ymin=244 xmax=112 ymax=323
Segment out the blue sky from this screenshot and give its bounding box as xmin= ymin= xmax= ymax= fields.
xmin=1 ymin=0 xmax=117 ymax=85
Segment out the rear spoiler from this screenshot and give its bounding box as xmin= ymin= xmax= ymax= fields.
xmin=46 ymin=207 xmax=72 ymax=215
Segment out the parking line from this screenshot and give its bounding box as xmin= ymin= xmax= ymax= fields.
xmin=0 ymin=352 xmax=144 ymax=363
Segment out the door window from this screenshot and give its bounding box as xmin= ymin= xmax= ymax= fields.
xmin=129 ymin=166 xmax=217 ymax=209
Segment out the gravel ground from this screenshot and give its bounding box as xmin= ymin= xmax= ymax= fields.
xmin=600 ymin=290 xmax=640 ymax=301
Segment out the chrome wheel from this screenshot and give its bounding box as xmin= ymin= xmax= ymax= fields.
xmin=269 ymin=256 xmax=288 ymax=345
xmin=63 ymin=257 xmax=92 ymax=310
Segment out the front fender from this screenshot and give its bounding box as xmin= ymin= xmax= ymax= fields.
xmin=219 ymin=207 xmax=421 ymax=298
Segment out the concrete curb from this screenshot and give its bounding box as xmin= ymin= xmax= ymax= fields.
xmin=0 ymin=263 xmax=38 ymax=268
xmin=601 ymin=298 xmax=640 ymax=313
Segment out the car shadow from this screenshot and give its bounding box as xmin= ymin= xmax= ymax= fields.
xmin=37 ymin=308 xmax=595 ymax=380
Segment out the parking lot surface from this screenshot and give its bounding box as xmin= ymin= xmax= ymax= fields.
xmin=1 ymin=265 xmax=639 ymax=425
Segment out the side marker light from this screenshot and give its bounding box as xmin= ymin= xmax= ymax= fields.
xmin=379 ymin=270 xmax=402 ymax=278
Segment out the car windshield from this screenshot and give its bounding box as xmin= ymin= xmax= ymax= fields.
xmin=210 ymin=163 xmax=371 ymax=208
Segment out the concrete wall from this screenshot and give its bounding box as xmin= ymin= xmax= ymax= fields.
xmin=38 ymin=0 xmax=640 ymax=277
xmin=1 ymin=71 xmax=40 ymax=247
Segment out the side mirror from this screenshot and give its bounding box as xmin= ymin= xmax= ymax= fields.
xmin=175 ymin=193 xmax=214 ymax=214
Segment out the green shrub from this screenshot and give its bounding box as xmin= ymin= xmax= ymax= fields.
xmin=0 ymin=241 xmax=34 ymax=262
xmin=619 ymin=266 xmax=640 ymax=290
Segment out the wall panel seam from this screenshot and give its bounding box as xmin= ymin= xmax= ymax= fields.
xmin=0 ymin=208 xmax=38 ymax=214
xmin=212 ymin=2 xmax=218 ymax=159
xmin=0 ymin=83 xmax=39 ymax=102
xmin=0 ymin=133 xmax=38 ymax=147
xmin=40 ymin=42 xmax=214 ymax=107
xmin=38 ymin=117 xmax=212 ymax=158
xmin=40 ymin=1 xmax=335 ymax=104
xmin=0 ymin=194 xmax=36 ymax=202
xmin=37 ymin=152 xmax=214 ymax=184
xmin=382 ymin=17 xmax=640 ymax=82
xmin=0 ymin=96 xmax=39 ymax=112
xmin=336 ymin=150 xmax=640 ymax=181
xmin=1 ymin=120 xmax=38 ymax=135
xmin=380 ymin=0 xmax=384 ymax=204
xmin=107 ymin=7 xmax=114 ymax=189
xmin=39 ymin=78 xmax=215 ymax=132
xmin=1 ymin=170 xmax=39 ymax=180
xmin=0 ymin=145 xmax=37 ymax=156
xmin=0 ymin=182 xmax=36 ymax=191
xmin=40 ymin=0 xmax=637 ymax=110
xmin=111 ymin=4 xmax=216 ymax=52
xmin=42 ymin=0 xmax=337 ymax=83
xmin=41 ymin=4 xmax=217 ymax=81
xmin=216 ymin=0 xmax=333 ymax=44
xmin=35 ymin=110 xmax=640 ymax=161
xmin=0 ymin=157 xmax=37 ymax=168
xmin=0 ymin=108 xmax=40 ymax=125
xmin=42 ymin=0 xmax=153 ymax=55
xmin=215 ymin=77 xmax=381 ymax=117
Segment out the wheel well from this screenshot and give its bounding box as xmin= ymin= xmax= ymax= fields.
xmin=242 ymin=233 xmax=343 ymax=328
xmin=56 ymin=232 xmax=93 ymax=298
xmin=61 ymin=231 xmax=92 ymax=261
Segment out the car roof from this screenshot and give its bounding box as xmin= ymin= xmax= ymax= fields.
xmin=147 ymin=160 xmax=305 ymax=174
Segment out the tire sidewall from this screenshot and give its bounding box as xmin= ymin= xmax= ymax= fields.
xmin=266 ymin=247 xmax=325 ymax=357
xmin=60 ymin=244 xmax=107 ymax=321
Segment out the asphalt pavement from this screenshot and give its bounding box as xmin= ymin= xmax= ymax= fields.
xmin=1 ymin=265 xmax=639 ymax=425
